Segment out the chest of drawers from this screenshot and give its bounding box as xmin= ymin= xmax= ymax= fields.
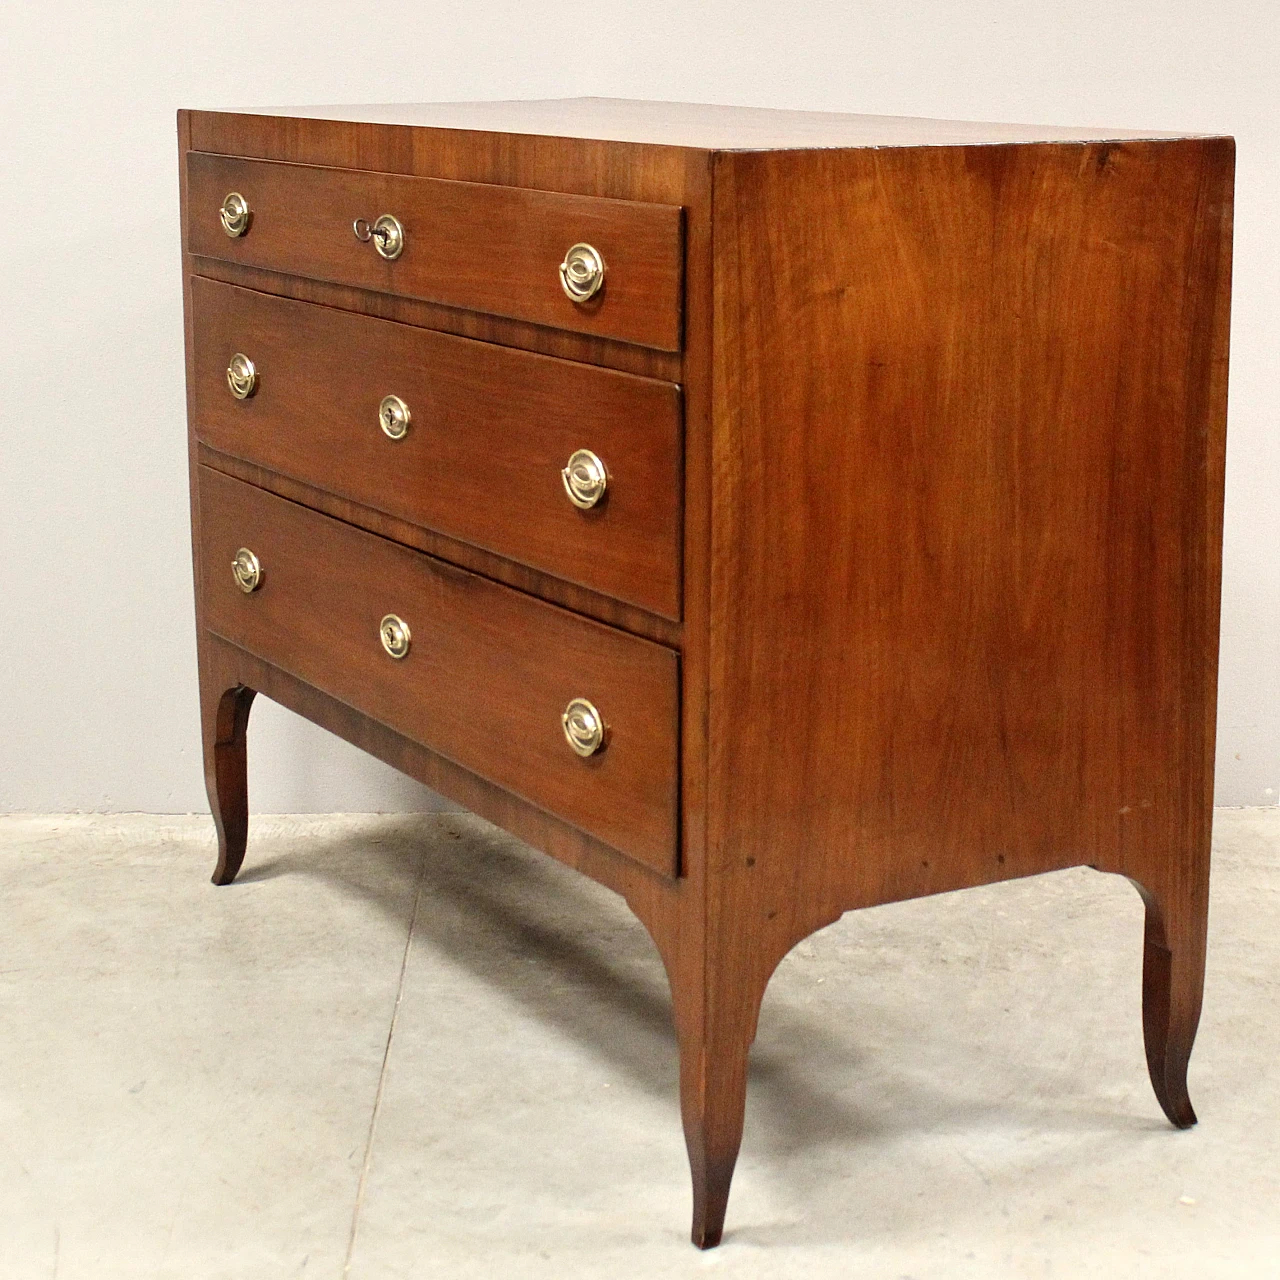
xmin=180 ymin=99 xmax=1234 ymax=1248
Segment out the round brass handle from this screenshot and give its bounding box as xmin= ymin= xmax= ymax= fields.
xmin=559 ymin=243 xmax=605 ymax=303
xmin=232 ymin=547 xmax=262 ymax=593
xmin=379 ymin=613 xmax=412 ymax=660
xmin=354 ymin=214 xmax=405 ymax=261
xmin=220 ymin=191 xmax=251 ymax=238
xmin=562 ymin=449 xmax=607 ymax=509
xmin=226 ymin=353 xmax=257 ymax=400
xmin=378 ymin=394 xmax=411 ymax=440
xmin=562 ymin=697 xmax=606 ymax=758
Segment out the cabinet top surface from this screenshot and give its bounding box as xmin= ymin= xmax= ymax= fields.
xmin=197 ymin=97 xmax=1212 ymax=151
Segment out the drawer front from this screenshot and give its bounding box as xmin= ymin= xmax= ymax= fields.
xmin=187 ymin=153 xmax=684 ymax=352
xmin=198 ymin=467 xmax=679 ymax=875
xmin=192 ymin=278 xmax=683 ymax=620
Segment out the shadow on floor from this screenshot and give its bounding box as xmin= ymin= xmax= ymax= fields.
xmin=231 ymin=813 xmax=1161 ymax=1170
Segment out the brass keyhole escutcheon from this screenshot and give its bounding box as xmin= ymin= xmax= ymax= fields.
xmin=226 ymin=353 xmax=257 ymax=400
xmin=354 ymin=214 xmax=405 ymax=261
xmin=559 ymin=243 xmax=605 ymax=303
xmin=562 ymin=448 xmax=607 ymax=509
xmin=220 ymin=191 xmax=251 ymax=237
xmin=562 ymin=697 xmax=606 ymax=757
xmin=232 ymin=548 xmax=262 ymax=593
xmin=379 ymin=394 xmax=411 ymax=440
xmin=379 ymin=613 xmax=411 ymax=659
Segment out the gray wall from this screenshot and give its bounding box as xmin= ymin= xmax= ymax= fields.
xmin=1 ymin=1 xmax=1275 ymax=812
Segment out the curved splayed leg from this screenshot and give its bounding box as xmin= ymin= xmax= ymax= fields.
xmin=201 ymin=660 xmax=256 ymax=886
xmin=1130 ymin=873 xmax=1209 ymax=1129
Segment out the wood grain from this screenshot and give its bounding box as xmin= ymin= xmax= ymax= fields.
xmin=182 ymin=104 xmax=713 ymax=894
xmin=707 ymin=135 xmax=1233 ymax=932
xmin=182 ymin=103 xmax=1234 ymax=1250
xmin=191 ymin=276 xmax=683 ymax=618
xmin=190 ymin=255 xmax=681 ymax=381
xmin=198 ymin=465 xmax=680 ymax=875
xmin=187 ymin=152 xmax=684 ymax=351
xmin=197 ymin=444 xmax=682 ymax=648
xmin=696 ymin=138 xmax=1234 ymax=1228
xmin=197 ymin=631 xmax=687 ymax=903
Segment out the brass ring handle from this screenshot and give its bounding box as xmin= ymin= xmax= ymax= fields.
xmin=226 ymin=353 xmax=257 ymax=400
xmin=378 ymin=394 xmax=411 ymax=440
xmin=562 ymin=449 xmax=607 ymax=509
xmin=562 ymin=697 xmax=606 ymax=757
xmin=559 ymin=243 xmax=605 ymax=303
xmin=379 ymin=613 xmax=411 ymax=659
xmin=232 ymin=547 xmax=262 ymax=593
xmin=220 ymin=191 xmax=251 ymax=237
xmin=354 ymin=214 xmax=405 ymax=261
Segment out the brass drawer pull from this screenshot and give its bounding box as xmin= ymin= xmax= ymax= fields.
xmin=378 ymin=394 xmax=411 ymax=440
xmin=220 ymin=191 xmax=251 ymax=238
xmin=562 ymin=449 xmax=607 ymax=509
xmin=562 ymin=697 xmax=606 ymax=757
xmin=559 ymin=243 xmax=605 ymax=303
xmin=354 ymin=214 xmax=405 ymax=261
xmin=379 ymin=613 xmax=412 ymax=659
xmin=231 ymin=547 xmax=262 ymax=593
xmin=226 ymin=353 xmax=257 ymax=400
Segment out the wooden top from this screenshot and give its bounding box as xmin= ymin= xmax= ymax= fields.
xmin=227 ymin=97 xmax=1211 ymax=151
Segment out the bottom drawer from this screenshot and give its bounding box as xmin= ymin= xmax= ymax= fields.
xmin=197 ymin=466 xmax=679 ymax=875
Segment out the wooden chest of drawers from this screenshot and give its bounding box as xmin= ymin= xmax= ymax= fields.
xmin=180 ymin=99 xmax=1234 ymax=1248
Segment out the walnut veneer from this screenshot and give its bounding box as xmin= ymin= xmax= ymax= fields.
xmin=181 ymin=98 xmax=1234 ymax=1248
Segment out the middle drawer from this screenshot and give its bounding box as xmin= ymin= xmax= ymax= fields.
xmin=191 ymin=277 xmax=683 ymax=620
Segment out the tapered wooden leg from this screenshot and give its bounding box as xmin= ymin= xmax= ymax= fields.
xmin=667 ymin=961 xmax=775 ymax=1250
xmin=1130 ymin=873 xmax=1209 ymax=1128
xmin=201 ymin=653 xmax=256 ymax=886
xmin=635 ymin=893 xmax=807 ymax=1250
xmin=678 ymin=1016 xmax=751 ymax=1248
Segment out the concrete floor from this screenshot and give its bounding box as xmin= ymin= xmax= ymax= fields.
xmin=1 ymin=811 xmax=1277 ymax=1279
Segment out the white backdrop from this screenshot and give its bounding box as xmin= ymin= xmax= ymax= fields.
xmin=1 ymin=0 xmax=1275 ymax=812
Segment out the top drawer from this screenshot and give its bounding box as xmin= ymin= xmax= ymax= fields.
xmin=186 ymin=153 xmax=684 ymax=352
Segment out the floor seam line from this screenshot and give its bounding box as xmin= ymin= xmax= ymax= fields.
xmin=342 ymin=845 xmax=428 ymax=1278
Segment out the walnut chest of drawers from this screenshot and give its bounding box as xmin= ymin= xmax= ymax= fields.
xmin=180 ymin=99 xmax=1234 ymax=1248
